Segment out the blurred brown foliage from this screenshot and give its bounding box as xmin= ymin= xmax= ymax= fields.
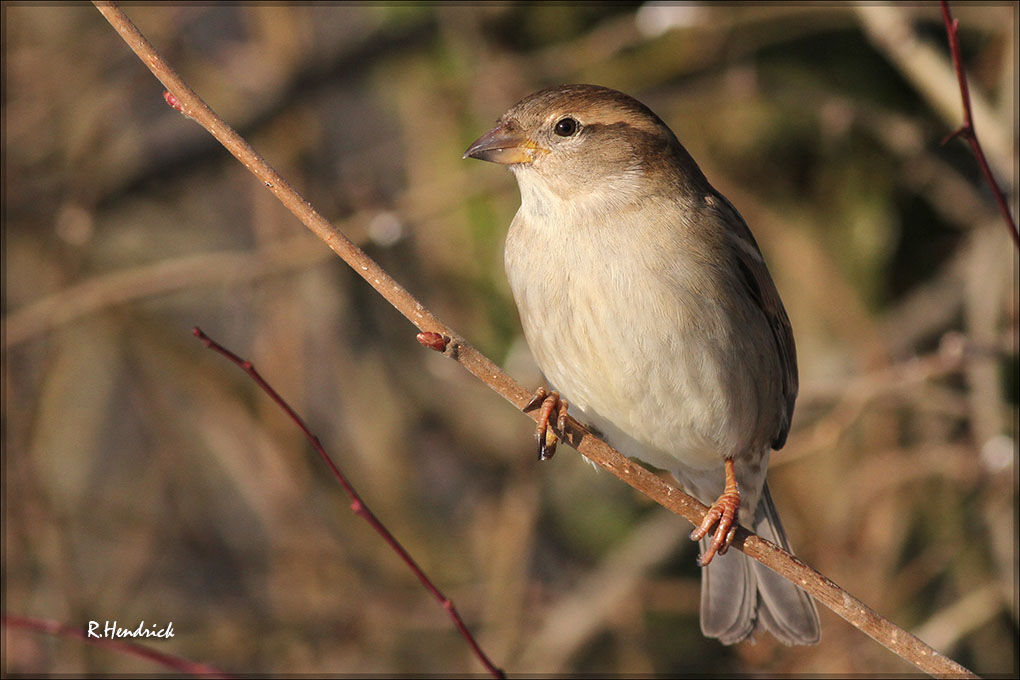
xmin=2 ymin=3 xmax=1016 ymax=676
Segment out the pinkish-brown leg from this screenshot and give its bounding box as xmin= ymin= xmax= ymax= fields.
xmin=689 ymin=458 xmax=740 ymax=566
xmin=524 ymin=387 xmax=569 ymax=461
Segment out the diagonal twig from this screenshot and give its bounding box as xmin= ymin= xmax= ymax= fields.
xmin=940 ymin=0 xmax=1018 ymax=249
xmin=2 ymin=614 xmax=230 ymax=678
xmin=91 ymin=2 xmax=978 ymax=676
xmin=191 ymin=328 xmax=504 ymax=678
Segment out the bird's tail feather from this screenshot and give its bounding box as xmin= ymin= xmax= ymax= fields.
xmin=700 ymin=483 xmax=820 ymax=645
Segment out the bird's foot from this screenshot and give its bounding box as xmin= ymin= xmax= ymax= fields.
xmin=524 ymin=387 xmax=569 ymax=461
xmin=689 ymin=458 xmax=740 ymax=566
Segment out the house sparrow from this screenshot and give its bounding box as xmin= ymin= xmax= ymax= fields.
xmin=464 ymin=84 xmax=820 ymax=646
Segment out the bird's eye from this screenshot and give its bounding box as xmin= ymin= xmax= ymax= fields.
xmin=554 ymin=117 xmax=579 ymax=137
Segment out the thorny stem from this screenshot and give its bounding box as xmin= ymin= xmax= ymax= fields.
xmin=940 ymin=0 xmax=1019 ymax=248
xmin=192 ymin=328 xmax=505 ymax=679
xmin=90 ymin=2 xmax=979 ymax=677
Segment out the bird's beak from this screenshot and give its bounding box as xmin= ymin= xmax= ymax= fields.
xmin=463 ymin=123 xmax=544 ymax=165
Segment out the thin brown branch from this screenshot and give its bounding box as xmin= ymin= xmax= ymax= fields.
xmin=940 ymin=0 xmax=1019 ymax=249
xmin=2 ymin=614 xmax=230 ymax=677
xmin=3 ymin=235 xmax=326 ymax=350
xmin=3 ymin=172 xmax=509 ymax=350
xmin=191 ymin=328 xmax=504 ymax=679
xmin=92 ymin=2 xmax=978 ymax=677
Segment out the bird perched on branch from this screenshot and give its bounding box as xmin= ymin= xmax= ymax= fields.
xmin=464 ymin=84 xmax=820 ymax=646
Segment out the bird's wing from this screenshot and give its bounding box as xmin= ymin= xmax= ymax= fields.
xmin=713 ymin=191 xmax=798 ymax=450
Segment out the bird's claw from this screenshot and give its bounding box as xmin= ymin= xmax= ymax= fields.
xmin=690 ymin=491 xmax=739 ymax=566
xmin=689 ymin=458 xmax=741 ymax=566
xmin=524 ymin=387 xmax=569 ymax=461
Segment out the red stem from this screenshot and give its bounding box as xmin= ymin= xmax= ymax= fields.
xmin=940 ymin=0 xmax=1019 ymax=248
xmin=2 ymin=614 xmax=230 ymax=677
xmin=192 ymin=328 xmax=504 ymax=678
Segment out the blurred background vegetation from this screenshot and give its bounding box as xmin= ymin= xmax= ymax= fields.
xmin=3 ymin=3 xmax=1017 ymax=676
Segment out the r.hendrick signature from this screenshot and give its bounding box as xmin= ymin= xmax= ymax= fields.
xmin=87 ymin=620 xmax=174 ymax=639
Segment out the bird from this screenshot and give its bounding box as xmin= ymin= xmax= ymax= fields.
xmin=463 ymin=84 xmax=820 ymax=646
